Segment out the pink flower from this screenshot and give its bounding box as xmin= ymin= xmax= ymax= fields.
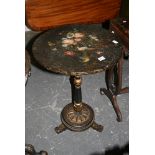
xmin=62 ymin=39 xmax=74 ymax=44
xmin=74 ymin=38 xmax=82 ymax=42
xmin=64 ymin=51 xmax=76 ymax=57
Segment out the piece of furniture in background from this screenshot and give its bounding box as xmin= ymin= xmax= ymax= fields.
xmin=100 ymin=17 xmax=129 ymax=122
xmin=111 ymin=17 xmax=129 ymax=94
xmin=101 ymin=1 xmax=129 ymax=122
xmin=119 ymin=0 xmax=129 ymax=20
xmin=26 ymin=0 xmax=121 ymax=31
xmin=26 ymin=0 xmax=127 ymax=132
xmin=101 ymin=0 xmax=129 ymax=121
xmin=100 ymin=49 xmax=128 ymax=122
xmin=116 ymin=0 xmax=129 ymax=54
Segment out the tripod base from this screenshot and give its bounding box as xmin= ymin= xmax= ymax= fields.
xmin=55 ymin=103 xmax=103 ymax=133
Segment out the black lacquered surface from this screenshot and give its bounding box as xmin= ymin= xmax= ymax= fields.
xmin=32 ymin=24 xmax=122 ymax=75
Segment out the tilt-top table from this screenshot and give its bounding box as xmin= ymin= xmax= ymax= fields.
xmin=32 ymin=24 xmax=122 ymax=134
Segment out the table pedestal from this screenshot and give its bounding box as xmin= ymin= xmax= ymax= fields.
xmin=100 ymin=51 xmax=128 ymax=122
xmin=55 ymin=75 xmax=103 ymax=134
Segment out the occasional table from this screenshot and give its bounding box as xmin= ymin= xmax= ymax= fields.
xmin=99 ymin=18 xmax=129 ymax=120
xmin=32 ymin=24 xmax=122 ymax=133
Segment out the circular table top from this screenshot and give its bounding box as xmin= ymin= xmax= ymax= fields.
xmin=32 ymin=24 xmax=122 ymax=76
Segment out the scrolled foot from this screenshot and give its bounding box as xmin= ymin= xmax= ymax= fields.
xmin=55 ymin=123 xmax=66 ymax=134
xmin=91 ymin=121 xmax=104 ymax=132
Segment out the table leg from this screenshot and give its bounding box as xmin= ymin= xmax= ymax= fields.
xmin=55 ymin=74 xmax=103 ymax=133
xmin=115 ymin=50 xmax=129 ymax=94
xmin=55 ymin=123 xmax=67 ymax=134
xmin=100 ymin=87 xmax=122 ymax=122
xmin=100 ymin=51 xmax=128 ymax=122
xmin=25 ymin=144 xmax=48 ymax=155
